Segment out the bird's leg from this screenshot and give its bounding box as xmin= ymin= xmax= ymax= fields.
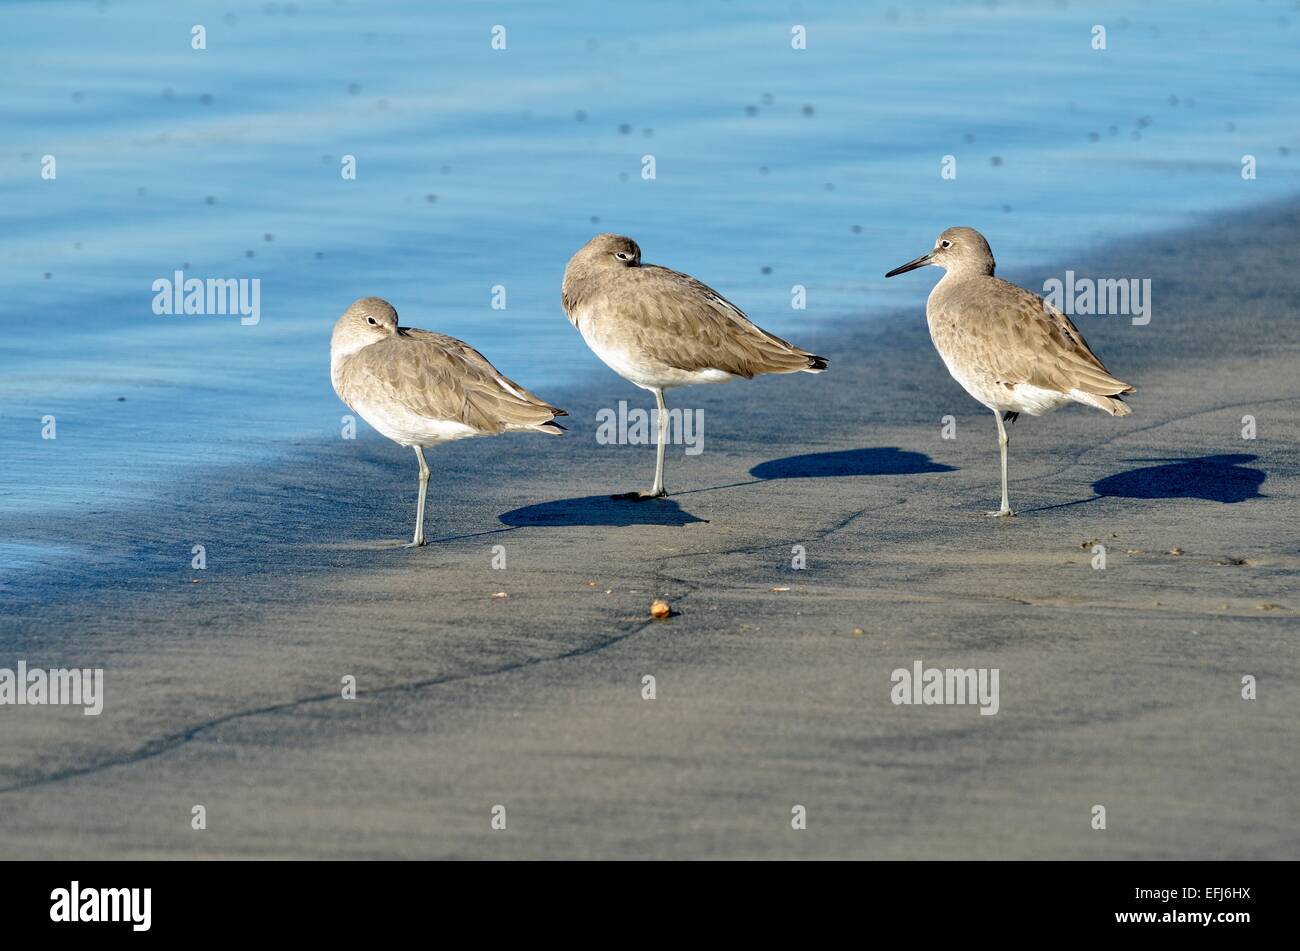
xmin=405 ymin=446 xmax=431 ymax=546
xmin=647 ymin=388 xmax=669 ymax=498
xmin=612 ymin=389 xmax=670 ymax=501
xmin=986 ymin=411 xmax=1015 ymax=517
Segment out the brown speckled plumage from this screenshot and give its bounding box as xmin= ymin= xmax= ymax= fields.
xmin=928 ymin=273 xmax=1134 ymax=413
xmin=331 ymin=297 xmax=566 ymax=443
xmin=562 ymin=234 xmax=827 ymax=382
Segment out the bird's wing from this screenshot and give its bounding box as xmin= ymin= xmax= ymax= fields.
xmin=970 ymin=278 xmax=1135 ymax=396
xmin=415 ymin=330 xmax=568 ymax=417
xmin=336 ymin=330 xmax=565 ymax=434
xmin=608 ymin=265 xmax=825 ymax=377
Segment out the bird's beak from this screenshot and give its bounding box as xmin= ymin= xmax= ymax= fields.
xmin=885 ymin=250 xmax=934 ymax=278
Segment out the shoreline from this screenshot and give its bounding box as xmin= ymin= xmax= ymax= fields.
xmin=2 ymin=187 xmax=1297 ymax=539
xmin=1 ymin=197 xmax=1298 ymax=858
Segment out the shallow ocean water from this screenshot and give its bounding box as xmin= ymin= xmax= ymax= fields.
xmin=1 ymin=0 xmax=1298 ymax=574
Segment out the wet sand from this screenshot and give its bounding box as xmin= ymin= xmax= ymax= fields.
xmin=1 ymin=200 xmax=1297 ymax=859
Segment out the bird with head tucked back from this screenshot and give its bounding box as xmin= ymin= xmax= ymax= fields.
xmin=886 ymin=227 xmax=1134 ymax=516
xmin=562 ymin=233 xmax=827 ymax=499
xmin=331 ymin=297 xmax=567 ymax=546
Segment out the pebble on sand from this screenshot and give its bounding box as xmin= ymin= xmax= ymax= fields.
xmin=650 ymin=599 xmax=671 ymax=619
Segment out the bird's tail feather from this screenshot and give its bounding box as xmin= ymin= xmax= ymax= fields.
xmin=1072 ymin=389 xmax=1132 ymax=416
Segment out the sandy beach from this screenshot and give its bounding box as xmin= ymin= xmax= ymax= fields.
xmin=1 ymin=197 xmax=1296 ymax=859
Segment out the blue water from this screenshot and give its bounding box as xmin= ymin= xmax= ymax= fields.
xmin=1 ymin=0 xmax=1298 ymax=568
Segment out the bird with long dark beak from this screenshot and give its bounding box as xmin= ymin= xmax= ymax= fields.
xmin=886 ymin=227 xmax=1134 ymax=516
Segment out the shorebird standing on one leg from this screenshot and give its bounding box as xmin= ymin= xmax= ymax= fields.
xmin=562 ymin=234 xmax=827 ymax=499
xmin=331 ymin=297 xmax=567 ymax=546
xmin=885 ymin=227 xmax=1134 ymax=516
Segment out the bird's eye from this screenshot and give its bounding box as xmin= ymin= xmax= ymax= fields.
xmin=367 ymin=316 xmax=377 ymax=325
xmin=940 ymin=240 xmax=952 ymax=249
xmin=614 ymin=252 xmax=630 ymax=261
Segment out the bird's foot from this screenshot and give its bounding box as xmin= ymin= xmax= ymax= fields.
xmin=611 ymin=489 xmax=669 ymax=501
xmin=403 ymin=538 xmax=427 ymax=548
xmin=984 ymin=508 xmax=1016 ymax=518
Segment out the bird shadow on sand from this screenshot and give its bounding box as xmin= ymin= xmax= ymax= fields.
xmin=749 ymin=446 xmax=957 ymax=481
xmin=499 ymin=494 xmax=708 ymax=528
xmin=1023 ymin=453 xmax=1267 ymax=514
xmin=1092 ymin=453 xmax=1266 ymax=503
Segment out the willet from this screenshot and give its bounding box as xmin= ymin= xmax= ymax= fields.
xmin=331 ymin=297 xmax=567 ymax=546
xmin=885 ymin=227 xmax=1134 ymax=516
xmin=562 ymin=234 xmax=827 ymax=498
